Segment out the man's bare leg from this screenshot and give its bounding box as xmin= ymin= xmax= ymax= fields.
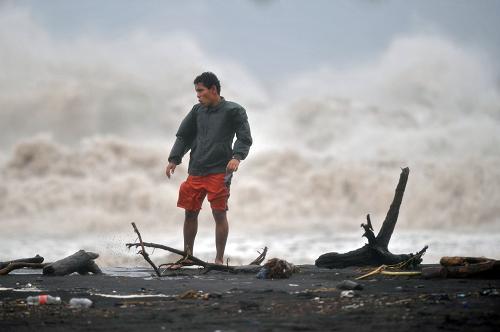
xmin=184 ymin=210 xmax=199 ymax=255
xmin=212 ymin=210 xmax=228 ymax=265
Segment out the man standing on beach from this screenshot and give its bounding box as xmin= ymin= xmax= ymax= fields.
xmin=165 ymin=72 xmax=253 ymax=265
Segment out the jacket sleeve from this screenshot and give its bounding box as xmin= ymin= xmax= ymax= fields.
xmin=232 ymin=107 xmax=253 ymax=160
xmin=168 ymin=108 xmax=197 ymax=165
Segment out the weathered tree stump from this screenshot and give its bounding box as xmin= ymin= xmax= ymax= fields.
xmin=43 ymin=250 xmax=102 ymax=276
xmin=316 ymin=167 xmax=426 ymax=268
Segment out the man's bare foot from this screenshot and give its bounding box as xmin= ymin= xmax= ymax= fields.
xmin=214 ymin=259 xmax=224 ymax=265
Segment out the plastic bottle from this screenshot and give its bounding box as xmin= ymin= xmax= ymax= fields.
xmin=26 ymin=295 xmax=61 ymax=305
xmin=69 ymin=298 xmax=93 ymax=309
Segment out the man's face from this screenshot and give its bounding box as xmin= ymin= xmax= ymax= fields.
xmin=195 ymin=83 xmax=218 ymax=106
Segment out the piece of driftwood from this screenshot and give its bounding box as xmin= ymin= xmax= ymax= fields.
xmin=0 ymin=255 xmax=47 ymax=275
xmin=0 ymin=254 xmax=45 ymax=270
xmin=42 ymin=250 xmax=102 ymax=276
xmin=316 ymin=167 xmax=427 ymax=268
xmin=127 ymin=240 xmax=238 ymax=274
xmin=0 ymin=262 xmax=48 ymax=275
xmin=422 ymin=257 xmax=500 ymax=279
xmin=126 ymin=223 xmax=268 ymax=275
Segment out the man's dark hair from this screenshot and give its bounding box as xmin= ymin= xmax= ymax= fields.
xmin=194 ymin=72 xmax=221 ymax=95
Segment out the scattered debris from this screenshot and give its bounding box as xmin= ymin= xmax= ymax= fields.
xmin=342 ymin=303 xmax=363 ymax=310
xmin=69 ymin=298 xmax=93 ymax=309
xmin=340 ymin=290 xmax=355 ymax=298
xmin=356 ymin=250 xmax=427 ymax=280
xmin=256 ymin=258 xmax=299 ymax=279
xmin=92 ymin=293 xmax=174 ymax=299
xmin=26 ymin=295 xmax=61 ymax=305
xmin=480 ymin=288 xmax=499 ymax=296
xmin=177 ymin=290 xmax=219 ymax=300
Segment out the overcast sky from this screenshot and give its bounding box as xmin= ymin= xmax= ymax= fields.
xmin=5 ymin=0 xmax=499 ymax=80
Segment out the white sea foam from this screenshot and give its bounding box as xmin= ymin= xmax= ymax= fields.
xmin=0 ymin=7 xmax=499 ymax=265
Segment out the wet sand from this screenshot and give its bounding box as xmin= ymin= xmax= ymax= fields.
xmin=1 ymin=265 xmax=499 ymax=331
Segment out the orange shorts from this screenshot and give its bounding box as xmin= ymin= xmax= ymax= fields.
xmin=177 ymin=173 xmax=229 ymax=211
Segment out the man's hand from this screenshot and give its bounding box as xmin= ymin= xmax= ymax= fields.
xmin=226 ymin=158 xmax=240 ymax=173
xmin=165 ymin=162 xmax=177 ymax=179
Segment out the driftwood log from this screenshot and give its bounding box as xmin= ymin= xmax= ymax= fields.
xmin=42 ymin=250 xmax=102 ymax=276
xmin=316 ymin=167 xmax=427 ymax=268
xmin=126 ymin=222 xmax=268 ymax=276
xmin=0 ymin=254 xmax=44 ymax=269
xmin=0 ymin=255 xmax=47 ymax=275
xmin=422 ymin=257 xmax=500 ymax=279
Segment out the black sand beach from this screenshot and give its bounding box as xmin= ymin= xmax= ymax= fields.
xmin=1 ymin=265 xmax=499 ymax=331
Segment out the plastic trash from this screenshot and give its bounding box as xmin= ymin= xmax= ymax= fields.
xmin=256 ymin=267 xmax=269 ymax=279
xmin=480 ymin=288 xmax=499 ymax=296
xmin=26 ymin=295 xmax=61 ymax=305
xmin=69 ymin=298 xmax=93 ymax=308
xmin=340 ymin=290 xmax=355 ymax=298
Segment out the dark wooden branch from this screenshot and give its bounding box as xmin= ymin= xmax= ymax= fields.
xmin=0 ymin=262 xmax=48 ymax=276
xmin=249 ymin=247 xmax=268 ymax=265
xmin=126 ymin=241 xmax=236 ymax=273
xmin=316 ymin=167 xmax=426 ymax=269
xmin=366 ymin=214 xmax=373 ymax=230
xmin=376 ymin=167 xmax=409 ymax=249
xmin=361 ymin=214 xmax=376 ymax=245
xmin=0 ymin=255 xmax=44 ymax=270
xmin=131 ymin=222 xmax=161 ymax=277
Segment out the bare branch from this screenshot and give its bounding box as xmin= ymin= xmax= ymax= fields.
xmin=249 ymin=246 xmax=268 ymax=265
xmin=126 ymin=241 xmax=236 ymax=273
xmin=361 ymin=214 xmax=376 ymax=245
xmin=131 ymin=222 xmax=161 ymax=277
xmin=376 ymin=167 xmax=409 ymax=249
